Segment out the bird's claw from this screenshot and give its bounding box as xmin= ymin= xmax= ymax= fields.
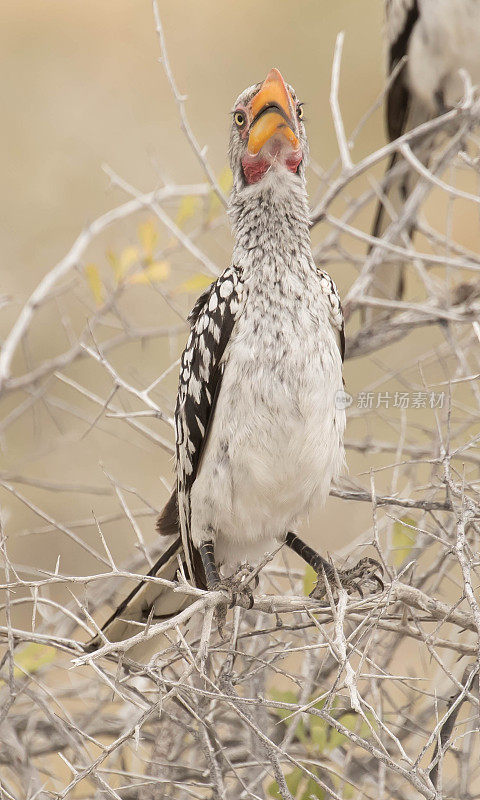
xmin=309 ymin=557 xmax=384 ymax=601
xmin=241 ymin=563 xmax=260 ymax=590
xmin=213 ymin=575 xmax=254 ymax=635
xmin=213 ymin=575 xmax=254 ymax=610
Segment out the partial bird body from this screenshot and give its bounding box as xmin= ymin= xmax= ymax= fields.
xmin=406 ymin=0 xmax=480 ymax=111
xmin=369 ymin=0 xmax=480 ymax=312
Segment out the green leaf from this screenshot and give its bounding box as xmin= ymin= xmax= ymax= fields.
xmin=129 ymin=261 xmax=170 ymax=285
xmin=287 ymin=769 xmax=304 ymax=796
xmin=309 ymin=716 xmax=328 ymax=750
xmin=269 ymin=688 xmax=299 ymax=721
xmin=326 ymin=711 xmax=374 ymax=751
xmin=338 ymin=712 xmax=358 ymax=732
xmin=300 ymin=776 xmax=325 ymax=800
xmin=268 ymin=768 xmax=303 ymax=798
xmin=339 ymin=710 xmax=375 ymax=737
xmin=303 ymin=564 xmax=317 ymax=597
xmin=108 ymin=246 xmax=140 ymax=283
xmin=106 ymin=249 xmax=122 ymax=282
xmin=267 ymin=781 xmax=280 ymax=799
xmin=311 ymin=696 xmax=326 ymax=712
xmin=176 ymin=195 xmax=200 ymax=228
xmin=295 ymin=719 xmax=310 ymax=745
xmin=327 ymin=726 xmax=348 ymax=751
xmin=392 ymin=516 xmax=416 ymax=566
xmin=328 ymin=713 xmax=358 ymax=750
xmin=270 ymin=688 xmax=298 ymax=705
xmin=119 ymin=246 xmax=140 ymax=274
xmin=207 ymin=166 xmax=233 ymax=220
xmin=269 ymin=688 xmax=309 ymax=743
xmin=218 ymin=165 xmax=233 ymax=194
xmin=85 ymin=264 xmax=104 ymax=305
xmin=174 ymin=273 xmax=213 ymax=294
xmin=14 ymin=644 xmax=55 ymax=677
xmin=138 ymin=219 xmax=158 ymax=259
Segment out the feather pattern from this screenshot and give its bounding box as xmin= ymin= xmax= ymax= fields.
xmin=316 ymin=267 xmax=344 ymax=361
xmin=175 ymin=266 xmax=244 ymax=581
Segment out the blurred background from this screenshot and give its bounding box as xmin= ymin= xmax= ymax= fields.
xmin=0 ymin=0 xmax=383 ymax=290
xmin=2 ymin=0 xmax=385 ymax=297
xmin=1 ymin=0 xmax=478 ymax=630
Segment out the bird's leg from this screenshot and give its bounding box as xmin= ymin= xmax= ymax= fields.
xmin=199 ymin=540 xmax=254 ymax=611
xmin=199 ymin=540 xmax=221 ymax=590
xmin=285 ymin=532 xmax=384 ymax=600
xmin=285 ymin=532 xmax=332 ymax=575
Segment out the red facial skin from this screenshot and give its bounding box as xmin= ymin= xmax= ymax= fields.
xmin=241 ymin=153 xmax=302 ymax=184
xmin=241 ymin=158 xmax=271 ymax=184
xmin=285 ymin=150 xmax=303 ymax=174
xmin=241 ymin=146 xmax=302 ymax=185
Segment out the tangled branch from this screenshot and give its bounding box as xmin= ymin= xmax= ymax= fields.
xmin=1 ymin=8 xmax=480 ymax=800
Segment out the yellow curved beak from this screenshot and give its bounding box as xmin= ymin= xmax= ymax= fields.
xmin=247 ymin=68 xmax=300 ymax=156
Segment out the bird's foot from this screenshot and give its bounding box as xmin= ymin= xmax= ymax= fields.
xmin=213 ymin=573 xmax=255 ymax=634
xmin=309 ymin=557 xmax=384 ymax=601
xmin=213 ymin=573 xmax=255 ymax=610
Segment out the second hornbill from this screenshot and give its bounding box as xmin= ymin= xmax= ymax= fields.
xmin=368 ymin=0 xmax=480 ymax=316
xmin=86 ymin=69 xmax=382 ymax=656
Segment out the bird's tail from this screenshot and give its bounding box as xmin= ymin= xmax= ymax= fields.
xmin=84 ymin=533 xmax=190 ymax=654
xmin=85 ymin=491 xmax=207 ymax=658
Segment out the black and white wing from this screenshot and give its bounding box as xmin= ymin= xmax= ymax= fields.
xmin=317 ymin=268 xmax=345 ymax=362
xmin=175 ymin=265 xmax=244 ymax=583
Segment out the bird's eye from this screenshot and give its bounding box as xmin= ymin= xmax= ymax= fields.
xmin=296 ymin=104 xmax=304 ymax=120
xmin=234 ymin=111 xmax=246 ymax=128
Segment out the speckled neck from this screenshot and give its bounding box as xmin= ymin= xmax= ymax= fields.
xmin=229 ymin=169 xmax=312 ymax=275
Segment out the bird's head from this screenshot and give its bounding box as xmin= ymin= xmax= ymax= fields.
xmin=229 ymin=68 xmax=308 ymax=191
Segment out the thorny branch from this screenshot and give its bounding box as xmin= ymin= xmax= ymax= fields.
xmin=1 ymin=8 xmax=480 ymax=800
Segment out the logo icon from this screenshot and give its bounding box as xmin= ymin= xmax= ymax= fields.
xmin=335 ymin=390 xmax=353 ymax=410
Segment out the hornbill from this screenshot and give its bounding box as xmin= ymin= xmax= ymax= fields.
xmin=86 ymin=69 xmax=382 ymax=655
xmin=368 ymin=0 xmax=480 ymax=315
